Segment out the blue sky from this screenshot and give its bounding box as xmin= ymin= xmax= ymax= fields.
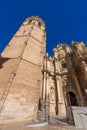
xmin=0 ymin=0 xmax=87 ymax=56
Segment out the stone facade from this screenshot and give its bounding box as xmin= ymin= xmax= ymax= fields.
xmin=0 ymin=16 xmax=87 ymax=121
xmin=43 ymin=42 xmax=87 ymax=119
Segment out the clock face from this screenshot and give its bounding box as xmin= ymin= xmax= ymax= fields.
xmin=23 ymin=21 xmax=29 ymax=25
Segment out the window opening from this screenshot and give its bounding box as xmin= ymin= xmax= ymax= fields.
xmin=62 ymin=63 xmax=67 ymax=68
xmin=38 ymin=22 xmax=41 ymax=28
xmin=29 ymin=20 xmax=32 ymax=23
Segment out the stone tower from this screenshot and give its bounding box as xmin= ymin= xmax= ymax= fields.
xmin=0 ymin=16 xmax=46 ymax=120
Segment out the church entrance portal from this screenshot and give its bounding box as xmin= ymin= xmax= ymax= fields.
xmin=66 ymin=92 xmax=78 ymax=124
xmin=67 ymin=92 xmax=78 ymax=106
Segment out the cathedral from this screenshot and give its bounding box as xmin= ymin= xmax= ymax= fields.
xmin=0 ymin=16 xmax=87 ymax=121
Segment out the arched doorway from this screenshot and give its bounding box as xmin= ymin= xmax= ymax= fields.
xmin=66 ymin=92 xmax=78 ymax=106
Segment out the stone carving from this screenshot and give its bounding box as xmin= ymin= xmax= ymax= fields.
xmin=58 ymin=51 xmax=65 ymax=59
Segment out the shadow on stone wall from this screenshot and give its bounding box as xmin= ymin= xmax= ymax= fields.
xmin=0 ymin=57 xmax=10 ymax=69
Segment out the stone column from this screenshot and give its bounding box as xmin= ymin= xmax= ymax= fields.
xmin=45 ymin=73 xmax=50 ymax=119
xmin=56 ymin=76 xmax=66 ymax=116
xmin=43 ymin=71 xmax=46 ymax=100
xmin=73 ymin=73 xmax=85 ymax=106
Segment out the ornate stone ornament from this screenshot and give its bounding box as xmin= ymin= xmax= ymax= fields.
xmin=23 ymin=21 xmax=29 ymax=25
xmin=58 ymin=51 xmax=65 ymax=59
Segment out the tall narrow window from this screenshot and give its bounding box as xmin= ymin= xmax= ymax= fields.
xmin=23 ymin=30 xmax=26 ymax=34
xmin=38 ymin=22 xmax=41 ymax=28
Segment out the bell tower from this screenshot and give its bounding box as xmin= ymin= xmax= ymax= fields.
xmin=0 ymin=16 xmax=46 ymax=120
